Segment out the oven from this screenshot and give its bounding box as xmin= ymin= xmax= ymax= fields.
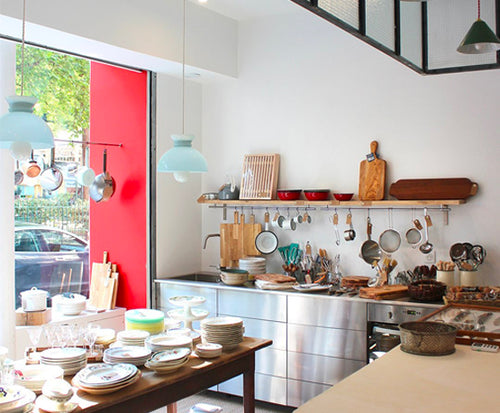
xmin=367 ymin=302 xmax=442 ymax=362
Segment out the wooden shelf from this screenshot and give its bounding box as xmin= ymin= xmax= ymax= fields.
xmin=197 ymin=195 xmax=465 ymax=208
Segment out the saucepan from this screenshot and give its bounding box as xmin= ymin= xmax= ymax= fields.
xmin=39 ymin=148 xmax=64 ymax=192
xmin=90 ymin=149 xmax=115 ymax=202
xmin=14 ymin=161 xmax=24 ymax=185
xmin=255 ymin=211 xmax=278 ymax=254
xmin=360 ymin=215 xmax=382 ymax=266
xmin=25 ymin=151 xmax=41 ymax=178
xmin=406 ymin=213 xmax=422 ymax=248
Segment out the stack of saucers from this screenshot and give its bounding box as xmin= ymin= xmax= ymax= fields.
xmin=200 ymin=316 xmax=244 ymax=350
xmin=72 ymin=363 xmax=141 ymax=395
xmin=0 ymin=384 xmax=36 ymax=413
xmin=40 ymin=347 xmax=87 ymax=376
xmin=239 ymin=257 xmax=266 ymax=276
xmin=116 ymin=330 xmax=150 ymax=347
xmin=13 ymin=363 xmax=64 ymax=393
xmin=145 ymin=334 xmax=193 ymax=353
xmin=103 ymin=346 xmax=151 ymax=367
xmin=195 ymin=343 xmax=223 ymax=359
xmin=144 ymin=348 xmax=191 ymax=375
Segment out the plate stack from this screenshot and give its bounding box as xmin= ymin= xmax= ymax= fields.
xmin=13 ymin=364 xmax=64 ymax=393
xmin=103 ymin=346 xmax=151 ymax=367
xmin=95 ymin=328 xmax=116 ymax=347
xmin=51 ymin=293 xmax=87 ymax=316
xmin=200 ymin=317 xmax=244 ymax=350
xmin=40 ymin=347 xmax=87 ymax=376
xmin=239 ymin=257 xmax=266 ymax=276
xmin=116 ymin=330 xmax=150 ymax=347
xmin=72 ymin=363 xmax=141 ymax=395
xmin=195 ymin=343 xmax=223 ymax=359
xmin=144 ymin=348 xmax=191 ymax=375
xmin=145 ymin=334 xmax=193 ymax=353
xmin=0 ymin=385 xmax=36 ymax=413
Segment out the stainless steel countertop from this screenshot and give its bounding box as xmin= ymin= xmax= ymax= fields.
xmin=155 ymin=272 xmax=444 ymax=309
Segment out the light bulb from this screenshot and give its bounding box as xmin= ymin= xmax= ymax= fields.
xmin=9 ymin=141 xmax=32 ymax=161
xmin=174 ymin=171 xmax=190 ymax=183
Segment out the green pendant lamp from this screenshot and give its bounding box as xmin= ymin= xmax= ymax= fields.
xmin=457 ymin=0 xmax=500 ymax=54
xmin=0 ymin=0 xmax=54 ymax=157
xmin=157 ymin=0 xmax=208 ymax=182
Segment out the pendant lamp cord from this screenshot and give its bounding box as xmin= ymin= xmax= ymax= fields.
xmin=477 ymin=0 xmax=481 ymax=20
xmin=182 ymin=0 xmax=186 ymax=134
xmin=21 ymin=0 xmax=26 ymax=96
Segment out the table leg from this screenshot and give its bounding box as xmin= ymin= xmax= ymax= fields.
xmin=243 ymin=354 xmax=255 ymax=413
xmin=166 ymin=403 xmax=177 ymax=413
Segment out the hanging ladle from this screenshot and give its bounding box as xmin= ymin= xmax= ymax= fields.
xmin=419 ymin=208 xmax=434 ymax=254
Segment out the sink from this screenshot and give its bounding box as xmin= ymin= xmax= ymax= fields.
xmin=169 ymin=272 xmax=221 ymax=283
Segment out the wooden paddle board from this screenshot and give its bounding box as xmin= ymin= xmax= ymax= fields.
xmin=389 ymin=178 xmax=478 ymax=200
xmin=359 ymin=141 xmax=386 ymax=201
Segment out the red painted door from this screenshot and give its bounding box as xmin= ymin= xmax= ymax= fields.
xmin=89 ymin=62 xmax=149 ymax=309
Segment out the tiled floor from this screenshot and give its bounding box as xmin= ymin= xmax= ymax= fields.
xmin=151 ymin=391 xmax=295 ymax=413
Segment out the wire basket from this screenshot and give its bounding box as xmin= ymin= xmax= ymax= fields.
xmin=399 ymin=321 xmax=457 ymax=356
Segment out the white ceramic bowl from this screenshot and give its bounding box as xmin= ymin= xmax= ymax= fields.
xmin=220 ymin=269 xmax=248 ymax=286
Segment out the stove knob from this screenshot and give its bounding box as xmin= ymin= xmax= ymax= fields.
xmin=388 ymin=311 xmax=393 ymax=320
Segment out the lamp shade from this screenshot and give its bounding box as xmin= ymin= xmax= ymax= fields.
xmin=457 ymin=19 xmax=500 ymax=54
xmin=157 ymin=134 xmax=208 ymax=179
xmin=0 ymin=95 xmax=54 ymax=149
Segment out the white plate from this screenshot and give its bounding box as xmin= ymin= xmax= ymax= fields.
xmin=201 ymin=316 xmax=243 ymax=327
xmin=293 ymin=284 xmax=329 ymax=292
xmin=0 ymin=385 xmax=25 ymax=406
xmin=40 ymin=348 xmax=86 ymax=361
xmin=117 ymin=330 xmax=150 ymax=341
xmin=150 ymin=348 xmax=191 ymax=363
xmin=75 ymin=363 xmax=137 ymax=387
xmin=168 ymin=296 xmax=206 ymax=306
xmin=104 ymin=346 xmax=151 ymax=360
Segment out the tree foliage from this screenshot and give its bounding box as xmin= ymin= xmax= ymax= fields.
xmin=16 ymin=45 xmax=90 ymax=138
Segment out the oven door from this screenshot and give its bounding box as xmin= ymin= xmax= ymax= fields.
xmin=368 ymin=322 xmax=401 ymax=362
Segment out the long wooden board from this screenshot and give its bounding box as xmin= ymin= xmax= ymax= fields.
xmin=359 ymin=141 xmax=386 ymax=201
xmin=359 ymin=285 xmax=408 ymax=300
xmin=389 ymin=178 xmax=478 ymax=200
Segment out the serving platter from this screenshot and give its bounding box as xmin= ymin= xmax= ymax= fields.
xmin=292 ymin=284 xmax=329 ymax=293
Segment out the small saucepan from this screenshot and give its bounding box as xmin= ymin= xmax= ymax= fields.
xmin=255 ymin=212 xmax=278 ymax=254
xmin=25 ymin=151 xmax=41 ymax=178
xmin=90 ymin=149 xmax=115 ymax=202
xmin=360 ymin=216 xmax=382 ymax=266
xmin=39 ymin=148 xmax=64 ymax=192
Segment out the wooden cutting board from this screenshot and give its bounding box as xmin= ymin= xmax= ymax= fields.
xmin=359 ymin=141 xmax=386 ymax=201
xmin=359 ymin=285 xmax=408 ymax=300
xmin=389 ymin=178 xmax=478 ymax=200
xmin=88 ymin=251 xmax=113 ymax=309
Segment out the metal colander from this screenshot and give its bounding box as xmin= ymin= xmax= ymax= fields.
xmin=399 ymin=321 xmax=457 ymax=356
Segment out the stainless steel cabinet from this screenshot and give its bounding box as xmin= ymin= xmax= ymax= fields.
xmin=219 ymin=373 xmax=288 ymax=406
xmin=218 ymin=289 xmax=287 ymax=322
xmin=287 ymin=378 xmax=331 ymax=408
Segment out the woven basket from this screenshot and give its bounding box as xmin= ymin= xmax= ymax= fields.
xmin=408 ymin=280 xmax=447 ymax=302
xmin=399 ymin=321 xmax=457 ymax=356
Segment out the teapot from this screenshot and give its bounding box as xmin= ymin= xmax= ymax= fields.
xmin=218 ymin=175 xmax=239 ymax=200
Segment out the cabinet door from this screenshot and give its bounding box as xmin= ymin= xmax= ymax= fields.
xmin=218 ymin=290 xmax=286 ymax=322
xmin=288 ymin=351 xmax=365 ymax=385
xmin=288 ymin=324 xmax=367 ymax=361
xmin=287 ymin=378 xmax=331 ymax=408
xmin=289 ymin=295 xmax=366 ymax=330
xmin=218 ymin=373 xmax=287 ymax=406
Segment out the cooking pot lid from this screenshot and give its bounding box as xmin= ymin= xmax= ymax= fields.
xmin=21 ymin=286 xmax=48 ymax=296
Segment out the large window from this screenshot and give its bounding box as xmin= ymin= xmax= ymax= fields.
xmin=14 ymin=45 xmax=91 ymax=306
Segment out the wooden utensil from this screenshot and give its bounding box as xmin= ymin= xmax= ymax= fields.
xmin=359 ymin=285 xmax=408 ymax=300
xmin=240 ymin=154 xmax=280 ymax=200
xmin=359 ymin=140 xmax=386 ymax=201
xmin=389 ymin=178 xmax=478 ymax=200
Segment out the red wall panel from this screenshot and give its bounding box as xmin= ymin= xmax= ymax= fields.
xmin=89 ymin=62 xmax=148 ymax=309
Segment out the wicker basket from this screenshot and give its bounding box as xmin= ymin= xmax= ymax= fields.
xmin=399 ymin=321 xmax=457 ymax=356
xmin=408 ymin=280 xmax=447 ymax=302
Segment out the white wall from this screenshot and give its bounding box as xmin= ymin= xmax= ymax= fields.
xmin=200 ymin=11 xmax=500 ymax=285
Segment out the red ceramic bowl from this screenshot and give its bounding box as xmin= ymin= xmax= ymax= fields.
xmin=304 ymin=190 xmax=330 ymax=201
xmin=333 ymin=193 xmax=354 ymax=201
xmin=277 ymin=190 xmax=302 ymax=201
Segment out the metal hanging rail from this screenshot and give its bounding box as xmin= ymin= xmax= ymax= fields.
xmin=54 ymin=139 xmax=123 ymax=147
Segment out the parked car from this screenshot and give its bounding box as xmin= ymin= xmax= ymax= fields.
xmin=15 ymin=222 xmax=89 ymax=308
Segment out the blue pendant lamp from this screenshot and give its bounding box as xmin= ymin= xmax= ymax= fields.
xmin=0 ymin=0 xmax=54 ymax=157
xmin=457 ymin=0 xmax=500 ymax=54
xmin=157 ymin=0 xmax=208 ymax=182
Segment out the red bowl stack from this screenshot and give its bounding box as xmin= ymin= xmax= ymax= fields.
xmin=277 ymin=190 xmax=302 ymax=201
xmin=304 ymin=189 xmax=330 ymax=201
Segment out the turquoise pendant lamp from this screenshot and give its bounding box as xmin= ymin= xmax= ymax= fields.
xmin=157 ymin=0 xmax=208 ymax=182
xmin=457 ymin=0 xmax=500 ymax=54
xmin=0 ymin=0 xmax=54 ymax=154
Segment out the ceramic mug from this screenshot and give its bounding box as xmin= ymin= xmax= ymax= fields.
xmin=293 ymin=214 xmax=303 ymax=225
xmin=272 ymin=212 xmax=285 ymax=229
xmin=459 ymin=269 xmax=482 ymax=286
xmin=436 ymin=270 xmax=455 ymax=287
xmin=281 ymin=218 xmax=296 ymax=231
xmin=76 ymin=166 xmax=96 ymax=187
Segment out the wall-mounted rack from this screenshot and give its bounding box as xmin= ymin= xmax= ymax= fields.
xmin=54 ymin=139 xmax=123 ymax=147
xmin=198 ymin=195 xmax=467 ymax=225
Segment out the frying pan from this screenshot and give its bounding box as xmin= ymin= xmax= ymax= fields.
xmin=360 ymin=216 xmax=382 ymax=266
xmin=25 ymin=151 xmax=41 ymax=178
xmin=90 ymin=149 xmax=115 ymax=202
xmin=14 ymin=161 xmax=24 ymax=185
xmin=39 ymin=148 xmax=63 ymax=192
xmin=255 ymin=212 xmax=278 ymax=254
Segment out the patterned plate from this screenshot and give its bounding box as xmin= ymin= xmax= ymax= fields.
xmin=75 ymin=363 xmax=137 ymax=387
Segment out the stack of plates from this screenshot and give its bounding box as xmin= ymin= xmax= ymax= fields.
xmin=200 ymin=317 xmax=244 ymax=350
xmin=0 ymin=385 xmax=36 ymax=413
xmin=239 ymin=257 xmax=266 ymax=275
xmin=144 ymin=348 xmax=191 ymax=375
xmin=40 ymin=348 xmax=87 ymax=376
xmin=103 ymin=346 xmax=151 ymax=366
xmin=95 ymin=328 xmax=116 ymax=347
xmin=72 ymin=363 xmax=141 ymax=395
xmin=13 ymin=364 xmax=64 ymax=393
xmin=145 ymin=334 xmax=193 ymax=352
xmin=51 ymin=293 xmax=87 ymax=316
xmin=195 ymin=343 xmax=223 ymax=359
xmin=116 ymin=330 xmax=150 ymax=347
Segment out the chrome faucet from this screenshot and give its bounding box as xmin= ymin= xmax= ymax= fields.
xmin=203 ymin=233 xmax=220 ymax=249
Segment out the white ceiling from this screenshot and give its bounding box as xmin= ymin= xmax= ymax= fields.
xmin=193 ymin=0 xmax=298 ymax=21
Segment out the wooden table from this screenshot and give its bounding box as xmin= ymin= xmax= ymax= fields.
xmin=37 ymin=337 xmax=272 ymax=413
